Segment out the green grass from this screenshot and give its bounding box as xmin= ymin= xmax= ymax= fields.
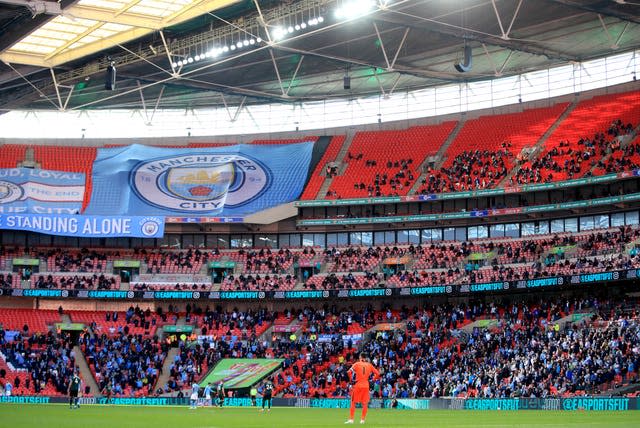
xmin=1 ymin=404 xmax=639 ymax=428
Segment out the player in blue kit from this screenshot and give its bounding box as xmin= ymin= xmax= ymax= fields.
xmin=203 ymin=383 xmax=213 ymax=407
xmin=189 ymin=382 xmax=200 ymax=410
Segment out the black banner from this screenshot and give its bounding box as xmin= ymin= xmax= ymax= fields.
xmin=2 ymin=269 xmax=637 ymax=301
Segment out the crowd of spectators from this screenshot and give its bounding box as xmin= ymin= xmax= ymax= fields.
xmin=0 ymin=273 xmax=14 ymax=288
xmin=83 ymin=332 xmax=165 ymax=397
xmin=362 ymin=300 xmax=640 ymax=399
xmin=131 ymin=282 xmax=211 ymax=291
xmin=303 ymin=272 xmax=380 ymax=290
xmin=239 ymin=249 xmax=294 ymax=274
xmin=0 ymin=330 xmax=80 ymax=395
xmin=2 ymin=295 xmax=639 ymax=400
xmin=43 ymin=249 xmax=109 ymax=273
xmin=513 ymin=120 xmax=636 ymax=185
xmin=144 ymin=249 xmax=205 ymax=274
xmin=33 ymin=273 xmax=118 ymax=290
xmin=220 ymin=274 xmax=296 ymax=291
xmin=324 ymin=247 xmax=384 ymax=272
xmin=594 ymin=141 xmax=640 ymax=175
xmin=419 ymin=146 xmax=513 ymax=194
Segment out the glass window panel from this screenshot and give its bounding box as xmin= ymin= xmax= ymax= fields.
xmin=505 ymin=223 xmax=519 ymax=238
xmin=443 ymin=227 xmax=455 ymax=241
xmin=182 ymin=234 xmax=194 ymax=248
xmin=256 ymin=234 xmax=278 ymax=248
xmin=337 ymin=233 xmax=349 ymax=246
xmin=490 ymin=224 xmax=505 ymax=238
xmin=160 ymin=234 xmax=181 ymax=248
xmin=521 ymin=222 xmax=535 ymax=236
xmin=327 ymin=233 xmax=338 ymax=247
xmin=407 ymin=230 xmax=420 ymax=244
xmin=626 ymin=211 xmax=639 ymax=225
xmin=350 ymin=232 xmax=362 ymax=245
xmin=384 ymin=231 xmax=395 ymax=244
xmin=580 ymin=216 xmax=595 ymax=231
xmin=611 ymin=212 xmax=625 ymax=227
xmin=550 ymin=219 xmax=565 ymax=233
xmin=374 ymin=231 xmax=385 ymax=245
xmin=361 ymin=232 xmax=373 ymax=246
xmin=565 ymin=218 xmax=578 ymax=233
xmin=455 ymin=227 xmax=466 ymax=242
xmin=595 ymin=215 xmax=609 ymax=229
xmin=302 ymin=234 xmax=315 ymax=247
xmin=397 ymin=230 xmax=409 ymax=244
xmin=536 ymin=221 xmax=549 ymax=235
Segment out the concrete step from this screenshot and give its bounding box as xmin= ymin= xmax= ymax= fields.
xmin=409 ymin=119 xmax=465 ymax=195
xmin=317 ymin=133 xmax=356 ymax=198
xmin=155 ymin=347 xmax=180 ymax=393
xmin=73 ymin=345 xmax=102 ymax=397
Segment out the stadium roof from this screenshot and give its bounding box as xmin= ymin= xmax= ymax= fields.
xmin=0 ymin=0 xmax=638 ymax=112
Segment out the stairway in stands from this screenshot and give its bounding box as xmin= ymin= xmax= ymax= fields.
xmin=497 ymin=100 xmax=578 ymax=187
xmin=73 ymin=345 xmax=102 ymax=397
xmin=408 ymin=119 xmax=465 ymax=194
xmin=156 ymin=347 xmax=180 ymax=395
xmin=316 ymin=133 xmax=355 ymax=198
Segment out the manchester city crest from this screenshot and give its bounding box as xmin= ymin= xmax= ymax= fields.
xmin=0 ymin=181 xmax=24 ymax=204
xmin=166 ymin=164 xmax=234 ymax=202
xmin=131 ymin=154 xmax=270 ymax=213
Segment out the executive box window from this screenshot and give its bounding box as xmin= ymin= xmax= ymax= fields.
xmin=279 ymin=234 xmax=301 ymax=248
xmin=230 ymin=235 xmax=253 ymax=248
xmin=302 ymin=233 xmax=325 ymax=247
xmin=255 ymin=234 xmax=278 ymax=248
xmin=468 ymin=226 xmax=488 ymax=240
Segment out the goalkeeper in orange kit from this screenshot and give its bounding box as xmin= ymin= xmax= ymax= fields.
xmin=345 ymin=353 xmax=380 ymax=424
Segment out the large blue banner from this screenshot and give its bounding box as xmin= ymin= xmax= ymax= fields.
xmin=86 ymin=143 xmax=314 ymax=216
xmin=0 ymin=213 xmax=164 ymax=238
xmin=0 ymin=168 xmax=85 ymax=214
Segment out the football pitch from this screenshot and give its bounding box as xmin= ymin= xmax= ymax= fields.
xmin=2 ymin=404 xmax=640 ymax=428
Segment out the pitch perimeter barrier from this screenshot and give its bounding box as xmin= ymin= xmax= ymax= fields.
xmin=1 ymin=396 xmax=638 ymax=411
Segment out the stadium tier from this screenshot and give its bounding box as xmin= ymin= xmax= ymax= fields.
xmin=0 ymin=226 xmax=638 ymax=293
xmin=3 ymin=300 xmax=638 ymax=400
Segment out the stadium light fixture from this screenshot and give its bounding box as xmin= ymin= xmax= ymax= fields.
xmin=335 ymin=0 xmax=377 ymax=20
xmin=270 ymin=16 xmax=325 ymax=42
xmin=176 ymin=33 xmax=264 ymax=69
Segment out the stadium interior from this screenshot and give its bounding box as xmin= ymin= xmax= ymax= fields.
xmin=1 ymin=0 xmax=640 ymax=417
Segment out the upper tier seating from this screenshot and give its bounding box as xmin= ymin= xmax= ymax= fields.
xmin=327 ymin=122 xmax=457 ymax=198
xmin=0 ymin=144 xmax=27 ymax=168
xmin=417 ymin=104 xmax=568 ymax=194
xmin=514 ymin=91 xmax=640 ymax=183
